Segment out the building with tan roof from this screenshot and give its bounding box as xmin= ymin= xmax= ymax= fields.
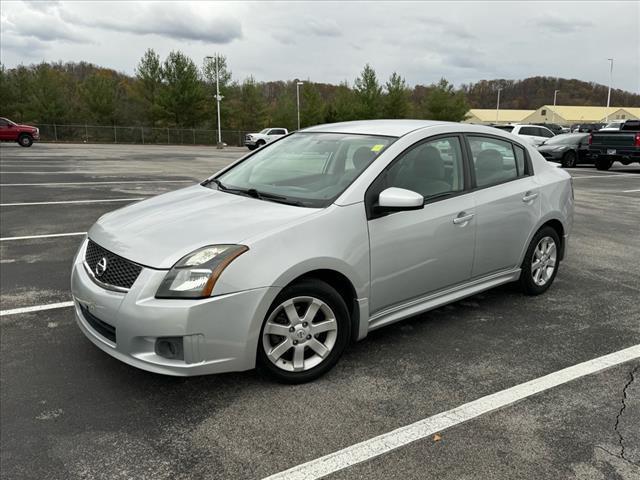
xmin=463 ymin=109 xmax=535 ymax=125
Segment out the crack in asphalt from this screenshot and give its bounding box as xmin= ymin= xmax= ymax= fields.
xmin=615 ymin=365 xmax=639 ymax=466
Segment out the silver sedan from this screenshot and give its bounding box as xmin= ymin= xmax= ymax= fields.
xmin=71 ymin=120 xmax=573 ymax=383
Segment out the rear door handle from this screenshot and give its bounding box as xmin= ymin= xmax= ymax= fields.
xmin=522 ymin=191 xmax=538 ymax=202
xmin=453 ymin=212 xmax=474 ymax=225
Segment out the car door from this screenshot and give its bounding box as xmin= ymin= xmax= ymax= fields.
xmin=518 ymin=126 xmax=543 ymax=146
xmin=0 ymin=118 xmax=11 ymax=140
xmin=466 ymin=135 xmax=540 ymax=277
xmin=367 ymin=135 xmax=476 ymax=313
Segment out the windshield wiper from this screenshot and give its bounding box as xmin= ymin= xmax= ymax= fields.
xmin=208 ymin=180 xmax=304 ymax=206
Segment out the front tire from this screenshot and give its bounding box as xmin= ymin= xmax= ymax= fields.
xmin=257 ymin=279 xmax=351 ymax=383
xmin=246 ymin=145 xmax=257 ymax=151
xmin=561 ymin=151 xmax=577 ymax=168
xmin=256 ymin=140 xmax=266 ymax=148
xmin=519 ymin=226 xmax=560 ymax=296
xmin=18 ymin=134 xmax=33 ymax=147
xmin=595 ymin=157 xmax=613 ymax=171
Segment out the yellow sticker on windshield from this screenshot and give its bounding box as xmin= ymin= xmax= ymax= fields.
xmin=371 ymin=144 xmax=384 ymax=152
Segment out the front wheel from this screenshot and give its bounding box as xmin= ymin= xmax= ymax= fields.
xmin=519 ymin=226 xmax=561 ymax=295
xmin=18 ymin=134 xmax=33 ymax=147
xmin=246 ymin=145 xmax=257 ymax=151
xmin=561 ymin=151 xmax=577 ymax=168
xmin=257 ymin=279 xmax=351 ymax=383
xmin=595 ymin=158 xmax=613 ymax=171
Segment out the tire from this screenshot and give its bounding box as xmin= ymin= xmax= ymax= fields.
xmin=561 ymin=151 xmax=577 ymax=168
xmin=519 ymin=226 xmax=561 ymax=296
xmin=247 ymin=145 xmax=257 ymax=151
xmin=257 ymin=279 xmax=351 ymax=383
xmin=18 ymin=134 xmax=33 ymax=147
xmin=256 ymin=140 xmax=266 ymax=148
xmin=595 ymin=158 xmax=612 ymax=171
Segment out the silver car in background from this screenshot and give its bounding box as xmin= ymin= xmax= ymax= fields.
xmin=71 ymin=120 xmax=573 ymax=383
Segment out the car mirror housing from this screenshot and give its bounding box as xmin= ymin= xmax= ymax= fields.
xmin=377 ymin=187 xmax=424 ymax=212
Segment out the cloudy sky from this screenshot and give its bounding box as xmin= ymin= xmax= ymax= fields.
xmin=1 ymin=1 xmax=639 ymax=93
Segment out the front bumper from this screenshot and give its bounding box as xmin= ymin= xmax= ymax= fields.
xmin=71 ymin=240 xmax=279 ymax=376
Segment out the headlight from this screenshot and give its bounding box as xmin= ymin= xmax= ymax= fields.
xmin=552 ymin=146 xmax=568 ymax=151
xmin=155 ymin=245 xmax=248 ymax=299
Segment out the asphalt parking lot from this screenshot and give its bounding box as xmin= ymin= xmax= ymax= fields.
xmin=1 ymin=143 xmax=639 ymax=480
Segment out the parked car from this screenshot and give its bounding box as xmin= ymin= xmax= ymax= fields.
xmin=532 ymin=122 xmax=565 ymax=135
xmin=244 ymin=128 xmax=288 ymax=150
xmin=600 ymin=120 xmax=626 ymax=131
xmin=571 ymin=123 xmax=605 ymax=133
xmin=537 ymin=133 xmax=590 ymax=167
xmin=492 ymin=124 xmax=555 ymax=146
xmin=0 ymin=117 xmax=40 ymax=147
xmin=588 ymin=120 xmax=640 ymax=170
xmin=72 ymin=120 xmax=573 ymax=383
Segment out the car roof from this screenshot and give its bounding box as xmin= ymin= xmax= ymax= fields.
xmin=302 ymin=119 xmax=448 ymax=137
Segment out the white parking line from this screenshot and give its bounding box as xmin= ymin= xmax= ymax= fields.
xmin=1 ymin=198 xmax=144 ymax=206
xmin=0 ymin=301 xmax=74 ymax=317
xmin=0 ymin=180 xmax=195 ymax=186
xmin=623 ymin=189 xmax=640 ymax=193
xmin=263 ymin=344 xmax=640 ymax=480
xmin=0 ymin=232 xmax=86 ymax=242
xmin=571 ymin=173 xmax=637 ymax=179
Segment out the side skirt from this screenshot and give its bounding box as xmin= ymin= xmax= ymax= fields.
xmin=367 ymin=269 xmax=521 ymax=332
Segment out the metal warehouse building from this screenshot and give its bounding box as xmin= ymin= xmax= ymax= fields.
xmin=464 ymin=106 xmax=640 ymax=126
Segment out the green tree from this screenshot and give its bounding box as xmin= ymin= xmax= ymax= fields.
xmin=134 ymin=49 xmax=163 ymax=125
xmin=26 ymin=64 xmax=71 ymax=123
xmin=159 ymin=51 xmax=206 ymax=127
xmin=354 ymin=64 xmax=383 ymax=119
xmin=325 ymin=82 xmax=358 ymax=123
xmin=201 ymin=54 xmax=233 ymax=131
xmin=421 ymin=78 xmax=469 ymax=121
xmin=269 ymin=88 xmax=296 ymax=131
xmin=384 ymin=72 xmax=411 ymax=118
xmin=228 ymin=76 xmax=267 ymax=131
xmin=79 ymin=71 xmax=121 ymax=123
xmin=300 ymin=83 xmax=324 ymax=128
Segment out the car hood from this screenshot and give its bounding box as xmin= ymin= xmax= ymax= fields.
xmin=88 ymin=184 xmax=319 ymax=268
xmin=17 ymin=124 xmax=37 ymax=130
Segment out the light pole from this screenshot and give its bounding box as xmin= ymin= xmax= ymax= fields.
xmin=296 ymin=81 xmax=303 ymax=130
xmin=552 ymin=89 xmax=559 ymax=123
xmin=205 ymin=55 xmax=224 ymax=148
xmin=605 ymin=58 xmax=614 ymax=122
xmin=495 ymin=87 xmax=503 ymax=123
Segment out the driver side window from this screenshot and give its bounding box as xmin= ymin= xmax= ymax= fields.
xmin=386 ymin=137 xmax=464 ymax=199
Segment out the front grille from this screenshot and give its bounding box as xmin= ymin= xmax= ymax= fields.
xmin=80 ymin=305 xmax=116 ymax=343
xmin=85 ymin=240 xmax=142 ymax=290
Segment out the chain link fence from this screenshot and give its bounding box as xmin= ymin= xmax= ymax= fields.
xmin=34 ymin=124 xmax=252 ymax=147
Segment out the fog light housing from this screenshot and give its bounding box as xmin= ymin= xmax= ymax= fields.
xmin=155 ymin=337 xmax=184 ymax=360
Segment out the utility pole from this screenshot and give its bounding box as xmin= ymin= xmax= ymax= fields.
xmin=606 ymin=58 xmax=614 ymax=122
xmin=495 ymin=87 xmax=503 ymax=123
xmin=552 ymin=89 xmax=559 ymax=123
xmin=296 ymin=81 xmax=303 ymax=130
xmin=205 ymin=55 xmax=224 ymax=148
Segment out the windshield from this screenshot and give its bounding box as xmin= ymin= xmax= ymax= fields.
xmin=493 ymin=125 xmax=514 ymax=132
xmin=259 ymin=128 xmax=270 ymax=134
xmin=213 ymin=132 xmax=395 ymax=207
xmin=604 ymin=122 xmax=622 ymax=129
xmin=543 ymin=133 xmax=587 ymax=145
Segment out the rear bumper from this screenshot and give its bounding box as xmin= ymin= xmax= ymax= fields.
xmin=71 ymin=239 xmax=279 ymax=376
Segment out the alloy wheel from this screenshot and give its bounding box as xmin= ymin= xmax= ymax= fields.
xmin=262 ymin=296 xmax=338 ymax=372
xmin=531 ymin=236 xmax=557 ymax=286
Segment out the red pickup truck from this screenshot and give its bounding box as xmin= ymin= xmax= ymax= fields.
xmin=0 ymin=117 xmax=40 ymax=147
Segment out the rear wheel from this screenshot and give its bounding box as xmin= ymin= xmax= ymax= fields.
xmin=257 ymin=279 xmax=350 ymax=383
xmin=561 ymin=151 xmax=577 ymax=168
xmin=519 ymin=226 xmax=560 ymax=296
xmin=595 ymin=157 xmax=613 ymax=170
xmin=18 ymin=134 xmax=33 ymax=147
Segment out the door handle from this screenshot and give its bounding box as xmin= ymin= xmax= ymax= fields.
xmin=522 ymin=191 xmax=538 ymax=202
xmin=453 ymin=212 xmax=474 ymax=225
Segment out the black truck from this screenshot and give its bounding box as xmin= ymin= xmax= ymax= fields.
xmin=588 ymin=120 xmax=640 ymax=170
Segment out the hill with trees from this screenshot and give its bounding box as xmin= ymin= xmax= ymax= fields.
xmin=1 ymin=49 xmax=638 ymax=133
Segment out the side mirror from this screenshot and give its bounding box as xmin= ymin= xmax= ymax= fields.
xmin=377 ymin=187 xmax=424 ymax=212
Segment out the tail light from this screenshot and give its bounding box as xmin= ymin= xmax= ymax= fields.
xmin=588 ymin=134 xmax=593 ymax=145
xmin=635 ymin=132 xmax=640 ymax=147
